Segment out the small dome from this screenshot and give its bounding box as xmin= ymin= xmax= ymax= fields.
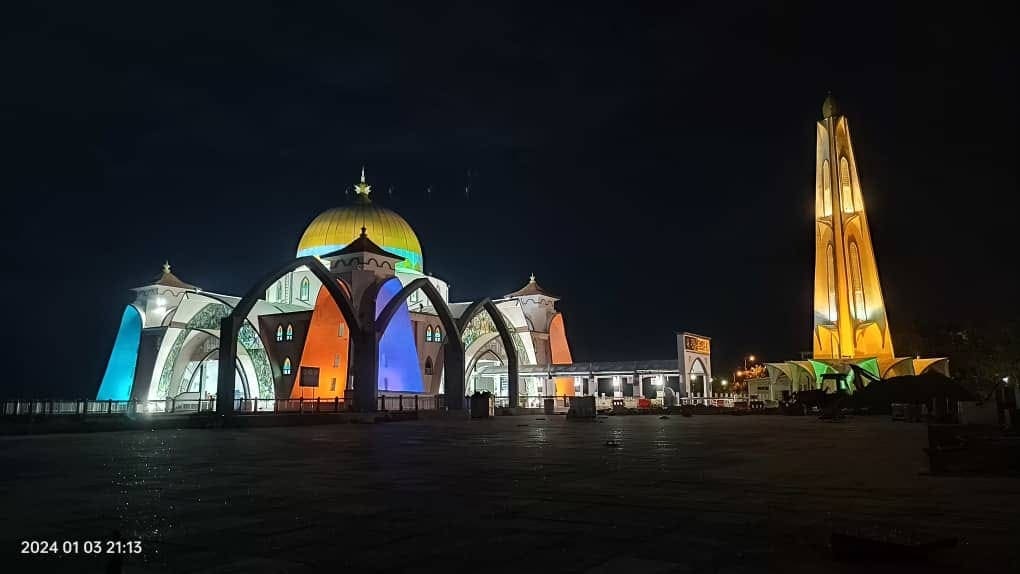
xmin=296 ymin=171 xmax=424 ymax=272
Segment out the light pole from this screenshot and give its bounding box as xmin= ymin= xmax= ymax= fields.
xmin=743 ymin=355 xmax=757 ymax=405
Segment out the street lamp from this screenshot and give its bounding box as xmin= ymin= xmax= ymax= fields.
xmin=743 ymin=355 xmax=758 ymax=405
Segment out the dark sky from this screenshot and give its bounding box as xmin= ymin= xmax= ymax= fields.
xmin=3 ymin=2 xmax=1016 ymax=397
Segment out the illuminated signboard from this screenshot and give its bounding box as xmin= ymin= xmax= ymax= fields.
xmin=299 ymin=366 xmax=320 ymax=388
xmin=683 ymin=335 xmax=710 ymax=354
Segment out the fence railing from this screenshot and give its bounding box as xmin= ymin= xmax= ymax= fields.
xmin=0 ymin=394 xmax=444 ymax=418
xmin=2 ymin=394 xmax=753 ymax=418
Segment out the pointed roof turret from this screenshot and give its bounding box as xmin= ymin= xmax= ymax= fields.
xmin=506 ymin=273 xmax=558 ymax=299
xmin=320 ymin=227 xmax=404 ymax=261
xmin=136 ymin=261 xmax=197 ymax=290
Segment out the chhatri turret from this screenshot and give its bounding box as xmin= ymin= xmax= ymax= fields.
xmin=812 ymin=94 xmax=894 ymax=360
xmin=321 ymin=226 xmax=404 ymax=310
xmin=130 ymin=261 xmax=199 ymax=328
xmin=505 ymin=273 xmax=559 ymax=334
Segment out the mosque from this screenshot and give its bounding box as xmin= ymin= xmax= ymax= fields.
xmin=95 ymin=168 xmax=582 ymax=411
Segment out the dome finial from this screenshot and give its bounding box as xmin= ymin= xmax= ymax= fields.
xmin=162 ymin=261 xmax=171 ymax=274
xmin=529 ymin=272 xmax=535 ymax=283
xmin=360 ymin=226 xmax=367 ymax=237
xmin=822 ymin=92 xmax=839 ymax=119
xmin=353 ymin=167 xmax=372 ymax=202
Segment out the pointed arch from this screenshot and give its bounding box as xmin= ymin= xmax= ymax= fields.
xmin=457 ymin=298 xmax=520 ymax=408
xmin=282 ymin=357 xmax=292 ymax=375
xmin=426 ymin=325 xmax=433 ymax=342
xmin=825 ymin=243 xmax=837 ymax=322
xmin=822 ymin=159 xmax=832 ymax=217
xmin=434 ymin=326 xmax=442 ymax=342
xmin=375 ymin=277 xmax=466 ymax=409
xmin=285 ymin=324 xmax=294 ymax=341
xmin=424 ymin=356 xmax=434 ymax=376
xmin=299 ymin=277 xmax=310 ymax=301
xmin=839 ymin=156 xmax=854 ymax=213
xmin=275 ymin=324 xmax=283 ymax=341
xmin=217 ymin=256 xmax=359 ymax=414
xmin=848 ymin=241 xmax=866 ymax=320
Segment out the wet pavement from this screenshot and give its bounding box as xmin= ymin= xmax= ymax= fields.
xmin=2 ymin=415 xmax=1018 ymax=573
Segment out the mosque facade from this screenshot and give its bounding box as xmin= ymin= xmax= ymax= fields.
xmin=95 ymin=169 xmax=576 ymax=410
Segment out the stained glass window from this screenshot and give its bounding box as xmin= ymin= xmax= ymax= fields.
xmin=286 ymin=324 xmax=294 ymax=341
xmin=282 ymin=357 xmax=292 ymax=375
xmin=299 ymin=277 xmax=310 ymax=301
xmin=434 ymin=327 xmax=442 ymax=342
xmin=275 ymin=325 xmax=283 ymax=342
xmin=426 ymin=326 xmax=433 ymax=342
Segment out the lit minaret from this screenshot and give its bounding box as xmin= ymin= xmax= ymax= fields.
xmin=812 ymin=94 xmax=894 ymax=360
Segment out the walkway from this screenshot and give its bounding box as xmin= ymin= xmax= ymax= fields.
xmin=2 ymin=416 xmax=1017 ymax=573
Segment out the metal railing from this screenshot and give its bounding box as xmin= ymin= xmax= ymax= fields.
xmin=488 ymin=395 xmax=575 ymax=409
xmin=0 ymin=394 xmax=445 ymax=418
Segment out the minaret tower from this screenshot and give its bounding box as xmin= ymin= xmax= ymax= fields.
xmin=812 ymin=94 xmax=894 ymax=360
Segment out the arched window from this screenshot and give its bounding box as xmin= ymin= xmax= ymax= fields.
xmin=424 ymin=356 xmax=434 ymax=376
xmin=839 ymin=157 xmax=854 ymax=213
xmin=849 ymin=242 xmax=867 ymax=320
xmin=822 ymin=159 xmax=832 ymax=217
xmin=275 ymin=324 xmax=283 ymax=342
xmin=282 ymin=357 xmax=292 ymax=375
xmin=275 ymin=282 xmax=283 ymax=301
xmin=826 ymin=243 xmax=837 ymax=322
xmin=433 ymin=326 xmax=442 ymax=342
xmin=299 ymin=277 xmax=310 ymax=301
xmin=426 ymin=325 xmax=433 ymax=342
xmin=285 ymin=324 xmax=294 ymax=341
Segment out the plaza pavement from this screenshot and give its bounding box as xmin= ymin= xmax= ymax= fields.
xmin=2 ymin=414 xmax=1017 ymax=573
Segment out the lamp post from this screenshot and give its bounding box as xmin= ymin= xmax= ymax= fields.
xmin=743 ymin=355 xmax=757 ymax=406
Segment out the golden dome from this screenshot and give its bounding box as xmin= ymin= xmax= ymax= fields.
xmin=296 ymin=170 xmax=424 ymax=272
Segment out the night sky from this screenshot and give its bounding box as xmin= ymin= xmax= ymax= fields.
xmin=3 ymin=3 xmax=1016 ymax=398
